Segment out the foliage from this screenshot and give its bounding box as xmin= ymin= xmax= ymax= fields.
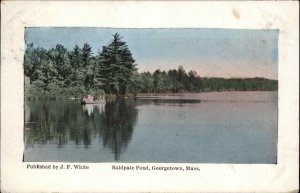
xmin=24 ymin=33 xmax=137 ymax=99
xmin=24 ymin=33 xmax=278 ymax=100
xmin=135 ymin=66 xmax=278 ymax=93
xmin=97 ymin=33 xmax=137 ymax=96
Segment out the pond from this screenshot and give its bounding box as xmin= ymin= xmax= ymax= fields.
xmin=24 ymin=91 xmax=278 ymax=163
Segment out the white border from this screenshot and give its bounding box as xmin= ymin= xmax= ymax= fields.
xmin=1 ymin=1 xmax=299 ymax=192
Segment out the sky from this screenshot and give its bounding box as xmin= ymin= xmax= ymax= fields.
xmin=25 ymin=27 xmax=278 ymax=79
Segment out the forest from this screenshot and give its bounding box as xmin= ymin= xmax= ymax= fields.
xmin=24 ymin=33 xmax=278 ymax=100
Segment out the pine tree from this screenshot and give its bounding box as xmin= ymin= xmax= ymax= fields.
xmin=82 ymin=43 xmax=92 ymax=67
xmin=81 ymin=43 xmax=93 ymax=90
xmin=70 ymin=45 xmax=81 ymax=69
xmin=97 ymin=33 xmax=137 ymax=96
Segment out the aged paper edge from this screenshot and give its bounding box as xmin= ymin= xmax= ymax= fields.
xmin=1 ymin=1 xmax=299 ymax=192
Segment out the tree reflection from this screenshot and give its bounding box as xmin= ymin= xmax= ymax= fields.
xmin=99 ymin=99 xmax=138 ymax=160
xmin=25 ymin=99 xmax=138 ymax=160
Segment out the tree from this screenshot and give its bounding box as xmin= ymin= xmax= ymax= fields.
xmin=153 ymin=69 xmax=164 ymax=92
xmin=97 ymin=33 xmax=137 ymax=96
xmin=24 ymin=43 xmax=49 ymax=84
xmin=48 ymin=44 xmax=72 ymax=85
xmin=82 ymin=43 xmax=92 ymax=67
xmin=80 ymin=43 xmax=94 ymax=90
xmin=69 ymin=45 xmax=81 ymax=69
xmin=167 ymin=69 xmax=180 ymax=92
xmin=136 ymin=72 xmax=153 ymax=93
xmin=69 ymin=45 xmax=84 ymax=88
xmin=188 ymin=70 xmax=201 ymax=91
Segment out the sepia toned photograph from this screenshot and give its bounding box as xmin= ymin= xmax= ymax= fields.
xmin=24 ymin=27 xmax=278 ymax=163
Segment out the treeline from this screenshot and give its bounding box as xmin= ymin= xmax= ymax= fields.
xmin=25 ymin=33 xmax=137 ymax=99
xmin=24 ymin=33 xmax=278 ymax=100
xmin=134 ymin=67 xmax=278 ymax=93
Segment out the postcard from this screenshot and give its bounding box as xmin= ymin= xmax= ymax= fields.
xmin=1 ymin=1 xmax=299 ymax=192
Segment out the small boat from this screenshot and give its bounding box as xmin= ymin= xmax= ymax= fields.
xmin=81 ymin=94 xmax=106 ymax=105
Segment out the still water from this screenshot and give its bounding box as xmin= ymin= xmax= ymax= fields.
xmin=24 ymin=91 xmax=277 ymax=163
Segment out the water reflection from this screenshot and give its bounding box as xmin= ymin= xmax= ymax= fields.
xmin=25 ymin=99 xmax=138 ymax=160
xmin=24 ymin=92 xmax=277 ymax=163
xmin=99 ymin=100 xmax=138 ymax=160
xmin=137 ymin=97 xmax=202 ymax=106
xmin=82 ymin=104 xmax=105 ymax=116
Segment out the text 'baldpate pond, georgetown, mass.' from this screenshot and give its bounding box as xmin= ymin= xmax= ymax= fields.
xmin=23 ymin=27 xmax=278 ymax=164
xmin=111 ymin=165 xmax=200 ymax=171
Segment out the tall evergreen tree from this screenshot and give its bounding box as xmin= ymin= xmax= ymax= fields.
xmin=82 ymin=43 xmax=92 ymax=67
xmin=70 ymin=45 xmax=81 ymax=69
xmin=69 ymin=45 xmax=84 ymax=87
xmin=97 ymin=33 xmax=137 ymax=96
xmin=81 ymin=43 xmax=93 ymax=90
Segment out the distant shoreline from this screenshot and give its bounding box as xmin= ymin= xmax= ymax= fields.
xmin=136 ymin=90 xmax=278 ymax=95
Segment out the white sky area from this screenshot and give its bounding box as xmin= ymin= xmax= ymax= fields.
xmin=25 ymin=28 xmax=278 ymax=79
